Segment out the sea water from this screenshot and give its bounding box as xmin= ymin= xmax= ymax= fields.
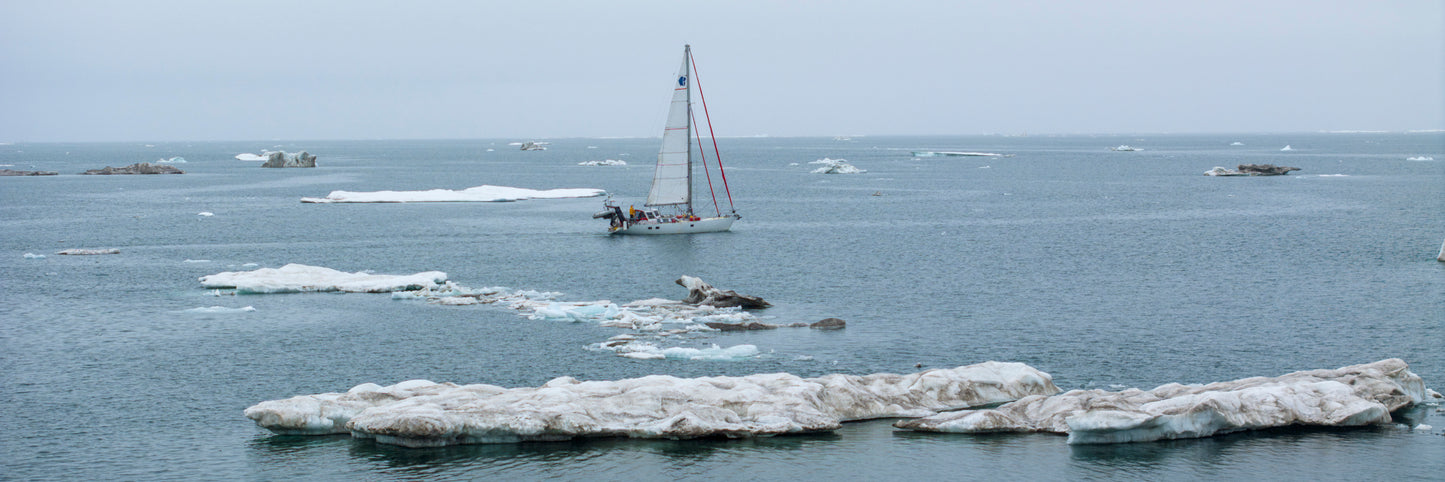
xmin=1 ymin=134 xmax=1442 ymax=479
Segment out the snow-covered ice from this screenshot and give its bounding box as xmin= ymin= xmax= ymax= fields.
xmin=809 ymin=158 xmax=866 ymax=174
xmin=23 ymin=252 xmax=45 ymax=259
xmin=244 ymin=361 xmax=1060 ymax=446
xmin=234 ymin=152 xmax=269 ymax=161
xmin=300 ymin=185 xmax=604 ymax=203
xmin=1406 ymin=156 xmax=1435 ymax=161
xmin=894 ymin=359 xmax=1430 ymax=444
xmin=199 ymin=263 xmax=446 ymax=294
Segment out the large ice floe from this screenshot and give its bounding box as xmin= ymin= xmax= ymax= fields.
xmin=300 ymin=185 xmax=604 ymax=203
xmin=199 ymin=264 xmax=446 ymax=294
xmin=809 ymin=158 xmax=865 ymax=174
xmin=243 ymin=361 xmax=1059 ymax=446
xmin=894 ymin=359 xmax=1433 ymax=444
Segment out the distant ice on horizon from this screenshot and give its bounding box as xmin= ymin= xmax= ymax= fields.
xmin=300 ymin=185 xmax=604 ymax=203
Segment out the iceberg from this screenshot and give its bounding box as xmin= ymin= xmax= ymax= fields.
xmin=809 ymin=158 xmax=866 ymax=174
xmin=300 ymin=185 xmax=604 ymax=203
xmin=1406 ymin=156 xmax=1435 ymax=161
xmin=235 ymin=152 xmax=269 ymax=161
xmin=1280 ymin=145 xmax=1294 ymax=151
xmin=244 ymin=361 xmax=1060 ymax=446
xmin=199 ymin=263 xmax=446 ymax=294
xmin=894 ymin=359 xmax=1431 ymax=444
xmin=260 ymin=151 xmax=316 ymax=168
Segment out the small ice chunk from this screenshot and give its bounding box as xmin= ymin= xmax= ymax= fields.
xmin=23 ymin=253 xmax=46 ymax=259
xmin=578 ymin=159 xmax=627 ymax=166
xmin=184 ymin=259 xmax=211 ymax=263
xmin=198 ymin=212 xmax=214 ymax=216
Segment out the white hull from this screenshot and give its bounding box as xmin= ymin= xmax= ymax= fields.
xmin=612 ymin=215 xmax=737 ymax=235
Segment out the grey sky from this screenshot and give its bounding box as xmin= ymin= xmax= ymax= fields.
xmin=2 ymin=1 xmax=1441 ymax=142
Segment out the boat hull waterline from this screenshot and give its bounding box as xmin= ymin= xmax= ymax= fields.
xmin=611 ymin=215 xmax=738 ymax=235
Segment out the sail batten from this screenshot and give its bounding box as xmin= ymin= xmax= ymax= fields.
xmin=645 ymin=47 xmax=693 ymax=208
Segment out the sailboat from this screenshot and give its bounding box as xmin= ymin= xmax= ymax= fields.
xmin=595 ymin=45 xmax=740 ymax=235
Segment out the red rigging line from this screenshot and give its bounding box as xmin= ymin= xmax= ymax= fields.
xmin=690 ymin=106 xmax=722 ymax=216
xmin=687 ymin=48 xmax=735 ymax=212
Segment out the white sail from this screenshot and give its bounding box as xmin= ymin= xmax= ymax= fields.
xmin=646 ymin=46 xmax=692 ymax=208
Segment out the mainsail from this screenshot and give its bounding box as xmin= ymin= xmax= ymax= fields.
xmin=645 ymin=46 xmax=693 ymax=208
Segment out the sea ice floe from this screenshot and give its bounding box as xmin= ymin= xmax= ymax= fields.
xmin=197 ymin=212 xmax=214 ymax=217
xmin=1406 ymin=156 xmax=1435 ymax=161
xmin=299 ymin=185 xmax=604 ymax=203
xmin=23 ymin=253 xmax=46 ymax=259
xmin=235 ymin=152 xmax=270 ymax=161
xmin=578 ymin=159 xmax=627 ymax=166
xmin=200 ymin=263 xmax=446 ymax=294
xmin=809 ymin=158 xmax=866 ymax=174
xmin=894 ymin=358 xmax=1431 ymax=444
xmin=56 ymin=248 xmax=120 ymax=255
xmin=184 ymin=259 xmax=211 ymax=263
xmin=244 ymin=361 xmax=1060 ymax=446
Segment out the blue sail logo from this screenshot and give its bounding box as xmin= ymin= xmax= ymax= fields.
xmin=678 ymin=76 xmax=687 ymax=86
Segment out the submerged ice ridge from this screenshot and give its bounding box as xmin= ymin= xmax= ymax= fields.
xmin=244 ymin=361 xmax=1059 ymax=446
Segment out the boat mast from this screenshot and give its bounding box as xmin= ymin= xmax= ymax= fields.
xmin=683 ymin=44 xmax=693 ymax=215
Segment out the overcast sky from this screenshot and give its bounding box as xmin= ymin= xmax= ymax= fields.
xmin=1 ymin=1 xmax=1441 ymax=142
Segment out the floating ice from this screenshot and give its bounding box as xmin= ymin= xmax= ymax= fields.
xmin=300 ymin=185 xmax=604 ymax=203
xmin=184 ymin=306 xmax=256 ymax=313
xmin=197 ymin=212 xmax=214 ymax=217
xmin=235 ymin=152 xmax=269 ymax=161
xmin=261 ymin=151 xmax=316 ymax=168
xmin=199 ymin=263 xmax=446 ymax=294
xmin=23 ymin=252 xmax=45 ymax=259
xmin=184 ymin=259 xmax=211 ymax=263
xmin=912 ymin=151 xmax=1012 ymax=157
xmin=1406 ymin=156 xmax=1435 ymax=161
xmin=810 ymin=158 xmax=866 ymax=174
xmin=1280 ymin=145 xmax=1294 ymax=151
xmin=578 ymin=159 xmax=627 ymax=166
xmin=894 ymin=359 xmax=1430 ymax=445
xmin=57 ymin=248 xmax=120 ymax=255
xmin=1230 ymin=141 xmax=1245 ymax=146
xmin=244 ymin=361 xmax=1060 ymax=446
xmin=157 ymin=156 xmax=186 ymax=163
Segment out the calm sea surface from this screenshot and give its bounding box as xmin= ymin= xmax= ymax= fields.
xmin=2 ymin=134 xmax=1442 ymax=480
